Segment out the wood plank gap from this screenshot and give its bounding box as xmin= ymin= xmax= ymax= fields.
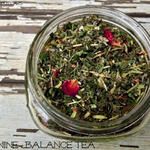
xmin=16 ymin=128 xmax=39 ymax=133
xmin=0 ymin=9 xmax=62 ymax=16
xmin=120 ymin=144 xmax=139 ymax=148
xmin=0 ymin=69 xmax=24 ymax=76
xmin=127 ymin=13 xmax=150 ymax=18
xmin=0 ymin=25 xmax=41 ymax=33
xmin=95 ymin=0 xmax=133 ymax=4
xmin=0 ymin=14 xmax=51 ymax=20
xmin=13 ymin=134 xmax=26 ymax=137
xmin=0 ymin=77 xmax=24 ymax=84
xmin=0 ymin=52 xmax=8 ymax=54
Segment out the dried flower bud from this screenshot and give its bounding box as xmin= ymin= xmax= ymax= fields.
xmin=103 ymin=29 xmax=114 ymax=44
xmin=104 ymin=29 xmax=121 ymax=47
xmin=61 ymin=79 xmax=80 ymax=96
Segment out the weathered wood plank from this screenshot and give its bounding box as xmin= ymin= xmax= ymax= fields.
xmin=0 ymin=32 xmax=35 ymax=71
xmin=0 ymin=0 xmax=150 ymax=15
xmin=0 ymin=0 xmax=150 ymax=23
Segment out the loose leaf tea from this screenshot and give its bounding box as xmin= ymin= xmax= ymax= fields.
xmin=37 ymin=15 xmax=149 ymax=122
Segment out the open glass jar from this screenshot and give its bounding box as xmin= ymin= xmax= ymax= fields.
xmin=25 ymin=6 xmax=150 ymax=140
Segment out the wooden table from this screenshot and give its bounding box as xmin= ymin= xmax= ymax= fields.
xmin=0 ymin=0 xmax=150 ymax=149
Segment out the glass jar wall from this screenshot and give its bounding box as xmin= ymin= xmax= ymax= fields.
xmin=25 ymin=5 xmax=150 ymax=140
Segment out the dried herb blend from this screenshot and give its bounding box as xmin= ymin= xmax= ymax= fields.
xmin=37 ymin=15 xmax=149 ymax=122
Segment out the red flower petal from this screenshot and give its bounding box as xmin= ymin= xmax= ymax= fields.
xmin=103 ymin=29 xmax=114 ymax=44
xmin=62 ymin=79 xmax=80 ymax=96
xmin=52 ymin=69 xmax=60 ymax=77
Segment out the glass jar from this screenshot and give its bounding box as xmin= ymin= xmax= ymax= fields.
xmin=25 ymin=5 xmax=150 ymax=140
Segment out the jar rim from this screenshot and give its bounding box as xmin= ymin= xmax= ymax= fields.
xmin=26 ymin=5 xmax=150 ymax=135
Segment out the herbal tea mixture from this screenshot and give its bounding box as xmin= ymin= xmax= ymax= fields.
xmin=37 ymin=15 xmax=149 ymax=122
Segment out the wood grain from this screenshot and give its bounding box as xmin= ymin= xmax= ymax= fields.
xmin=0 ymin=0 xmax=150 ymax=150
